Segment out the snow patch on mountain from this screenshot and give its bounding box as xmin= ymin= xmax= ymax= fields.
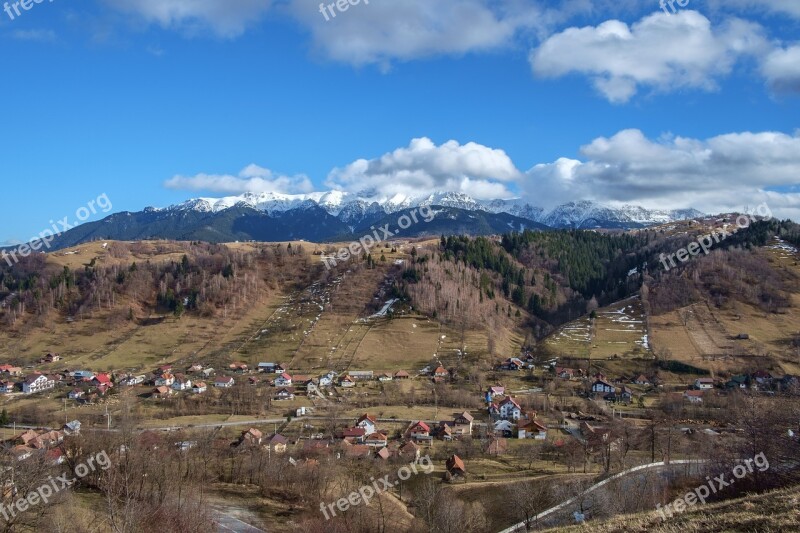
xmin=169 ymin=191 xmax=704 ymax=229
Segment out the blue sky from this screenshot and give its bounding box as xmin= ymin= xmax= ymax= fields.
xmin=0 ymin=0 xmax=799 ymax=243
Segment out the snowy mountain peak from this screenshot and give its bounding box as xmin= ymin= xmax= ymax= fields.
xmin=168 ymin=191 xmax=704 ymax=229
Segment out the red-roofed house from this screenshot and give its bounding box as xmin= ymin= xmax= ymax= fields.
xmin=408 ymin=421 xmax=431 ymax=441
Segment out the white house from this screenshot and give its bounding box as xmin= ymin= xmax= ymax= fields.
xmin=499 ymin=397 xmax=522 ymax=420
xmin=214 ymin=376 xmax=235 ymax=388
xmin=684 ymin=390 xmax=704 ymax=403
xmin=339 ymin=375 xmax=356 ymax=388
xmin=172 ymin=377 xmax=192 ymax=391
xmin=23 ymin=374 xmax=55 ymax=394
xmin=191 ymin=382 xmax=207 ymax=394
xmin=519 ymin=420 xmax=548 ymax=440
xmin=695 ymin=378 xmax=714 ymax=390
xmin=68 ymin=389 xmax=85 ymax=400
xmin=155 ymin=374 xmax=174 ymax=387
xmin=274 ymin=373 xmax=293 ymax=387
xmin=356 ymin=414 xmax=377 ymax=435
xmin=494 ymin=420 xmax=514 ymax=435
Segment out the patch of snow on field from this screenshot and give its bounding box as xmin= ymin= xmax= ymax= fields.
xmin=370 ymin=298 xmax=398 ymax=319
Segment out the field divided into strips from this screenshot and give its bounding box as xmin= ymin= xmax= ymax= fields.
xmin=592 ymin=297 xmax=649 ymax=358
xmin=287 ymin=267 xmax=400 ymax=372
xmin=544 ymin=297 xmax=649 ymax=359
xmin=649 ymin=241 xmax=800 ymax=375
xmin=227 ymin=277 xmax=339 ymax=370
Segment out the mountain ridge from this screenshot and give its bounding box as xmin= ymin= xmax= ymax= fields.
xmin=162 ymin=191 xmax=704 ymax=229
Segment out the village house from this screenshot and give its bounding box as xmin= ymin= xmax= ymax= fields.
xmin=92 ymin=372 xmax=113 ymax=388
xmin=433 ymin=423 xmax=453 ymax=441
xmin=22 ymin=374 xmax=55 ymax=395
xmin=343 ymin=442 xmax=372 ymax=459
xmin=487 ymin=386 xmax=505 ymax=399
xmin=43 ymin=352 xmax=61 ymax=363
xmin=518 ymin=420 xmax=548 ymax=440
xmin=394 ymin=370 xmax=410 ymax=380
xmin=684 ymin=390 xmax=704 ymax=403
xmin=445 ymin=455 xmax=466 ymax=479
xmin=152 ymin=386 xmax=172 ymax=398
xmin=591 ymin=378 xmax=615 ymax=394
xmin=364 ymin=432 xmax=388 ymax=448
xmin=433 ymin=366 xmax=448 ymax=378
xmin=695 ymin=378 xmax=714 ymax=390
xmin=752 ymin=370 xmax=773 ymax=386
xmin=357 ymin=414 xmax=377 ymax=435
xmin=341 ymin=427 xmax=367 ymax=443
xmin=63 ymin=420 xmax=81 ymax=436
xmin=339 ymin=375 xmax=356 ymax=387
xmin=0 ymin=365 xmax=22 ymax=376
xmin=172 ymin=376 xmax=192 ymax=391
xmin=498 ymin=358 xmax=524 ymax=371
xmin=319 ymin=372 xmax=336 ymax=387
xmin=0 ymin=381 xmax=15 ymax=393
xmin=555 ymin=367 xmax=576 ymax=380
xmin=378 ymin=373 xmax=393 ymax=382
xmin=494 ymin=420 xmax=514 ymax=437
xmin=238 ymin=428 xmax=263 ymax=447
xmin=725 ymin=375 xmax=748 ymax=390
xmin=191 ymin=381 xmax=207 ymax=394
xmin=619 ymin=386 xmax=634 ymax=403
xmin=229 ymin=362 xmax=249 ymax=373
xmin=398 ymin=441 xmax=421 ymax=460
xmin=121 ymin=375 xmax=145 ymax=387
xmin=68 ymin=389 xmax=85 ymax=400
xmin=633 ymin=374 xmax=651 ymax=386
xmin=292 ymin=375 xmax=314 ymax=389
xmin=155 ymin=373 xmax=174 ymax=387
xmin=258 ymin=362 xmax=283 ymax=373
xmin=453 ymin=411 xmax=474 ymax=435
xmin=187 ymin=364 xmax=204 ymax=373
xmin=408 ymin=421 xmax=431 ymax=442
xmin=499 ymin=397 xmax=522 ymax=420
xmin=214 ymin=376 xmax=235 ymax=388
xmin=274 ymin=387 xmax=295 ymax=400
xmin=270 ymin=434 xmax=289 ymax=454
xmin=349 ymin=371 xmax=374 ymax=381
xmin=72 ymin=370 xmax=95 ymax=381
xmin=485 ymin=437 xmax=507 ymax=456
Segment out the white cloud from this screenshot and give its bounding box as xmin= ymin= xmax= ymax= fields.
xmin=761 ymin=45 xmax=800 ymax=93
xmin=522 ymin=129 xmax=800 ymax=218
xmin=287 ymin=0 xmax=566 ymax=68
xmin=165 ymin=164 xmax=314 ymax=194
xmin=530 ymin=10 xmax=769 ymax=103
xmin=101 ymin=0 xmax=272 ymax=38
xmin=326 ymin=137 xmax=519 ymax=199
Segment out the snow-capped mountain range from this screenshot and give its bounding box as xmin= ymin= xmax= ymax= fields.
xmin=168 ymin=191 xmax=703 ymax=229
